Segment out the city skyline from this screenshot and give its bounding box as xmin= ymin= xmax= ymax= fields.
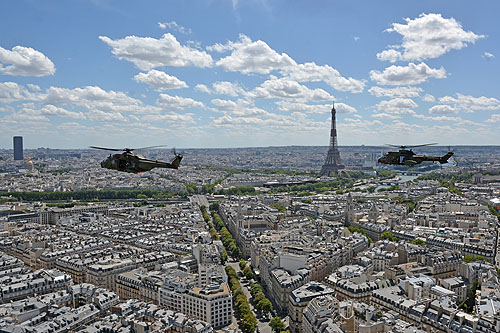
xmin=1 ymin=0 xmax=499 ymax=149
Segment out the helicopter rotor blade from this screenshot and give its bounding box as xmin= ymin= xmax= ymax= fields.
xmin=89 ymin=146 xmax=123 ymax=152
xmin=405 ymin=143 xmax=438 ymax=148
xmin=385 ymin=143 xmax=437 ymax=149
xmin=131 ymin=145 xmax=168 ymax=151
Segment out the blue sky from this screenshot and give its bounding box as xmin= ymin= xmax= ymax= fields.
xmin=1 ymin=0 xmax=499 ymax=149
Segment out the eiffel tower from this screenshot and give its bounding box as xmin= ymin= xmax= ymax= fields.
xmin=320 ymin=102 xmax=345 ymax=176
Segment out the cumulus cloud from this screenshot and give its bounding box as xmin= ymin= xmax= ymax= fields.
xmin=276 ymin=101 xmax=331 ymax=114
xmin=195 ymin=84 xmax=211 ymax=93
xmin=275 ymin=101 xmax=357 ymax=115
xmin=0 ymin=45 xmax=55 ymax=76
xmin=370 ymin=62 xmax=446 ymax=85
xmin=212 ymin=81 xmax=245 ymax=96
xmin=40 ymin=105 xmax=86 ymax=119
xmin=15 ymin=104 xmax=85 ymax=120
xmin=422 ymin=94 xmax=435 ymax=102
xmin=376 ymin=98 xmax=418 ymax=114
xmin=251 ymin=76 xmax=333 ymax=102
xmin=27 ymin=84 xmax=41 ymax=91
xmin=486 ymin=114 xmax=500 ymax=123
xmin=88 ymin=110 xmax=128 ymax=122
xmin=142 ymin=112 xmax=195 ymax=123
xmin=483 ymin=52 xmax=495 ymax=59
xmin=368 ymin=86 xmax=422 ymax=98
xmin=134 ymin=70 xmax=188 ymax=90
xmin=157 ymin=21 xmax=192 ymax=34
xmin=0 ymin=82 xmax=26 ymax=103
xmin=156 ymin=93 xmax=204 ymax=110
xmin=429 ymin=104 xmax=458 ymax=115
xmin=99 ymin=33 xmax=212 ymax=70
xmin=438 ymin=93 xmax=500 ymax=111
xmin=377 ymin=13 xmax=483 ymax=62
xmin=210 ymin=98 xmax=269 ymax=117
xmin=215 ymin=34 xmax=295 ymax=74
xmin=41 ymin=85 xmax=146 ymax=114
xmin=281 ymin=62 xmax=364 ymax=93
xmin=372 ymin=113 xmax=401 ymax=120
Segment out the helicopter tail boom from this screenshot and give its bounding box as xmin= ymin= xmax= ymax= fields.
xmin=438 ymin=152 xmax=454 ymax=164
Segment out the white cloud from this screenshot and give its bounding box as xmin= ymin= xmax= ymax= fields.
xmin=88 ymin=110 xmax=128 ymax=122
xmin=483 ymin=52 xmax=495 ymax=59
xmin=276 ymin=101 xmax=331 ymax=114
xmin=376 ymin=98 xmax=418 ymax=114
xmin=157 ymin=21 xmax=192 ymax=34
xmin=422 ymin=94 xmax=435 ymax=102
xmin=41 ymin=85 xmax=145 ymax=114
xmin=142 ymin=113 xmax=195 ymax=123
xmin=429 ymin=104 xmax=458 ymax=115
xmin=156 ymin=93 xmax=204 ymax=110
xmin=414 ymin=114 xmax=461 ymax=122
xmin=27 ymin=84 xmax=41 ymax=91
xmin=377 ymin=13 xmax=483 ymax=62
xmin=368 ymin=86 xmax=422 ymax=98
xmin=99 ymin=33 xmax=212 ymax=70
xmin=195 ymin=84 xmax=211 ymax=94
xmin=0 ymin=45 xmax=55 ymax=76
xmin=281 ymin=62 xmax=364 ymax=93
xmin=212 ymin=81 xmax=245 ymax=96
xmin=486 ymin=114 xmax=500 ymax=123
xmin=15 ymin=104 xmax=86 ymax=120
xmin=335 ymin=103 xmax=358 ymax=114
xmin=438 ymin=93 xmax=500 ymax=111
xmin=211 ymin=34 xmax=364 ymax=93
xmin=210 ymin=98 xmax=238 ymax=111
xmin=372 ymin=113 xmax=401 ymax=120
xmin=251 ymin=76 xmax=333 ymax=102
xmin=2 ymin=112 xmax=49 ymax=123
xmin=134 ymin=70 xmax=188 ymax=90
xmin=210 ymin=98 xmax=269 ymax=117
xmin=0 ymin=82 xmax=26 ymax=103
xmin=40 ymin=105 xmax=86 ymax=119
xmin=215 ymin=34 xmax=295 ymax=74
xmin=370 ymin=62 xmax=446 ymax=85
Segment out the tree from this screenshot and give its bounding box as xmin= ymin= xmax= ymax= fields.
xmin=270 ymin=317 xmax=285 ymax=333
xmin=241 ymin=313 xmax=258 ymax=333
xmin=258 ymin=298 xmax=273 ymax=314
xmin=232 ymin=246 xmax=242 ymax=259
xmin=243 ymin=265 xmax=253 ymax=280
xmin=250 ymin=283 xmax=263 ymax=297
xmin=254 ymin=291 xmax=266 ymax=304
xmin=381 ymin=232 xmax=397 ymax=242
xmin=221 ymin=249 xmax=228 ymax=264
xmin=239 ymin=259 xmax=247 ymax=270
xmin=411 ymin=238 xmax=426 ymax=246
xmin=464 ymin=255 xmax=488 ymax=263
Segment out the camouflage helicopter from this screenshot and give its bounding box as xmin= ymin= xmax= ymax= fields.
xmin=378 ymin=143 xmax=454 ymax=166
xmin=90 ymin=145 xmax=182 ymax=173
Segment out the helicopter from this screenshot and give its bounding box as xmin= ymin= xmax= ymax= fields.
xmin=378 ymin=143 xmax=454 ymax=166
xmin=90 ymin=145 xmax=182 ymax=173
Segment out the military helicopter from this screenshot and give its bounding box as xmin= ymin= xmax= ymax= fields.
xmin=90 ymin=145 xmax=182 ymax=173
xmin=378 ymin=143 xmax=454 ymax=166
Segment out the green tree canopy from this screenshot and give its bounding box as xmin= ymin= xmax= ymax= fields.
xmin=270 ymin=317 xmax=285 ymax=333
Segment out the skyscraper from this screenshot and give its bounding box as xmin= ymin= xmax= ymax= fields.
xmin=13 ymin=136 xmax=23 ymax=160
xmin=320 ymin=102 xmax=344 ymax=176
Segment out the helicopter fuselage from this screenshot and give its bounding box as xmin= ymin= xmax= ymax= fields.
xmin=378 ymin=150 xmax=453 ymax=166
xmin=101 ymin=152 xmax=182 ymax=173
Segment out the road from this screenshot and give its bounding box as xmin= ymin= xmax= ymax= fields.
xmin=228 ymin=261 xmax=272 ymax=333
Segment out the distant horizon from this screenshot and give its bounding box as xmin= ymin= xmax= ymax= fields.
xmin=2 ymin=144 xmax=500 ymax=151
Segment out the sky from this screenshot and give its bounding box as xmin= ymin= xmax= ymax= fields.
xmin=0 ymin=0 xmax=499 ymax=149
